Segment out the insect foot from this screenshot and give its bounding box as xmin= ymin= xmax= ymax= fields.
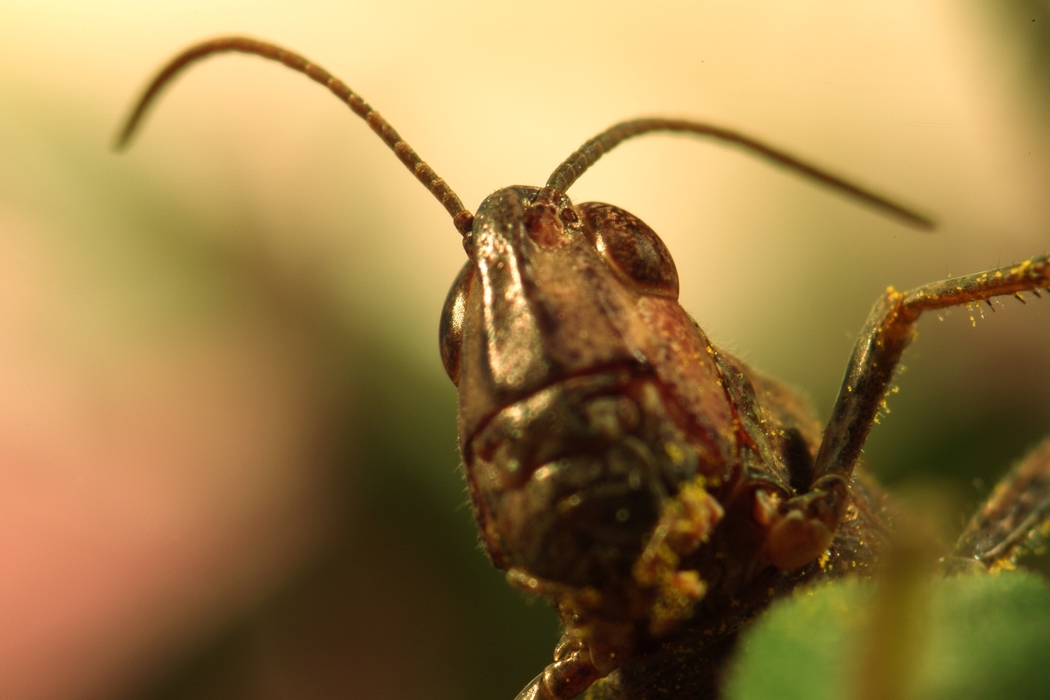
xmin=513 ymin=625 xmax=635 ymax=700
xmin=754 ymin=474 xmax=848 ymax=571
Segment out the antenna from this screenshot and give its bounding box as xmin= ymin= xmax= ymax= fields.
xmin=542 ymin=118 xmax=935 ymax=231
xmin=115 ymin=36 xmax=474 ymax=236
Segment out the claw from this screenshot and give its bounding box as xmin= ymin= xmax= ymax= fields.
xmin=758 ymin=476 xmax=847 ymax=570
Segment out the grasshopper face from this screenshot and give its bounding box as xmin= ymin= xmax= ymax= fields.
xmin=442 ymin=185 xmax=806 ymax=636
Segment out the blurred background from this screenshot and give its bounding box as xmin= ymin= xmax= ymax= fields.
xmin=1 ymin=2 xmax=1048 ymax=699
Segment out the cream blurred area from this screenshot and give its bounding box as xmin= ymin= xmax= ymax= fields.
xmin=0 ymin=2 xmax=1048 ymax=699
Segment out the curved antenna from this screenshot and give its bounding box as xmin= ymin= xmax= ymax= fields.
xmin=115 ymin=36 xmax=474 ymax=236
xmin=542 ymin=118 xmax=935 ymax=231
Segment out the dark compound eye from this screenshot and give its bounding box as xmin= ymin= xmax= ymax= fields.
xmin=438 ymin=261 xmax=475 ymax=385
xmin=578 ymin=202 xmax=680 ymax=299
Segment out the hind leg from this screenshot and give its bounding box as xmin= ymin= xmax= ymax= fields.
xmin=951 ymin=439 xmax=1050 ymax=571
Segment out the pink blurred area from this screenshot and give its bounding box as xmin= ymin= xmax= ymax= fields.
xmin=0 ymin=2 xmax=1048 ymax=700
xmin=0 ymin=206 xmax=333 ymax=699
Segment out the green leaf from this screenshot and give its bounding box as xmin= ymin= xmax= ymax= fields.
xmin=723 ymin=572 xmax=1050 ymax=700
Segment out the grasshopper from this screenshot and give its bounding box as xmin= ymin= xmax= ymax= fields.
xmin=117 ymin=37 xmax=1050 ymax=700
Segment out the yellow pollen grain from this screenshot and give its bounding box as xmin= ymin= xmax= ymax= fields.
xmin=664 ymin=442 xmax=686 ymax=465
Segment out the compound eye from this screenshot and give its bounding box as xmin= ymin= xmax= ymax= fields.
xmin=439 ymin=261 xmax=475 ymax=385
xmin=579 ymin=202 xmax=679 ymax=299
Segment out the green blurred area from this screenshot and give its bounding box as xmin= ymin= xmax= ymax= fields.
xmin=725 ymin=572 xmax=1050 ymax=700
xmin=974 ymin=0 xmax=1050 ymax=108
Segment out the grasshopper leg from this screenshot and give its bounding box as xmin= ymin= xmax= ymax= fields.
xmin=816 ymin=254 xmax=1050 ymax=485
xmin=764 ymin=255 xmax=1050 ymax=569
xmin=951 ymin=438 xmax=1050 ymax=572
xmin=513 ymin=635 xmax=603 ymax=700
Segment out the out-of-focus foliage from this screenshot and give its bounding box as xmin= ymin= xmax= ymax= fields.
xmin=975 ymin=0 xmax=1050 ymax=108
xmin=725 ymin=572 xmax=1050 ymax=700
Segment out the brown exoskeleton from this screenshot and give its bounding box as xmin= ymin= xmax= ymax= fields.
xmin=117 ymin=37 xmax=1050 ymax=700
